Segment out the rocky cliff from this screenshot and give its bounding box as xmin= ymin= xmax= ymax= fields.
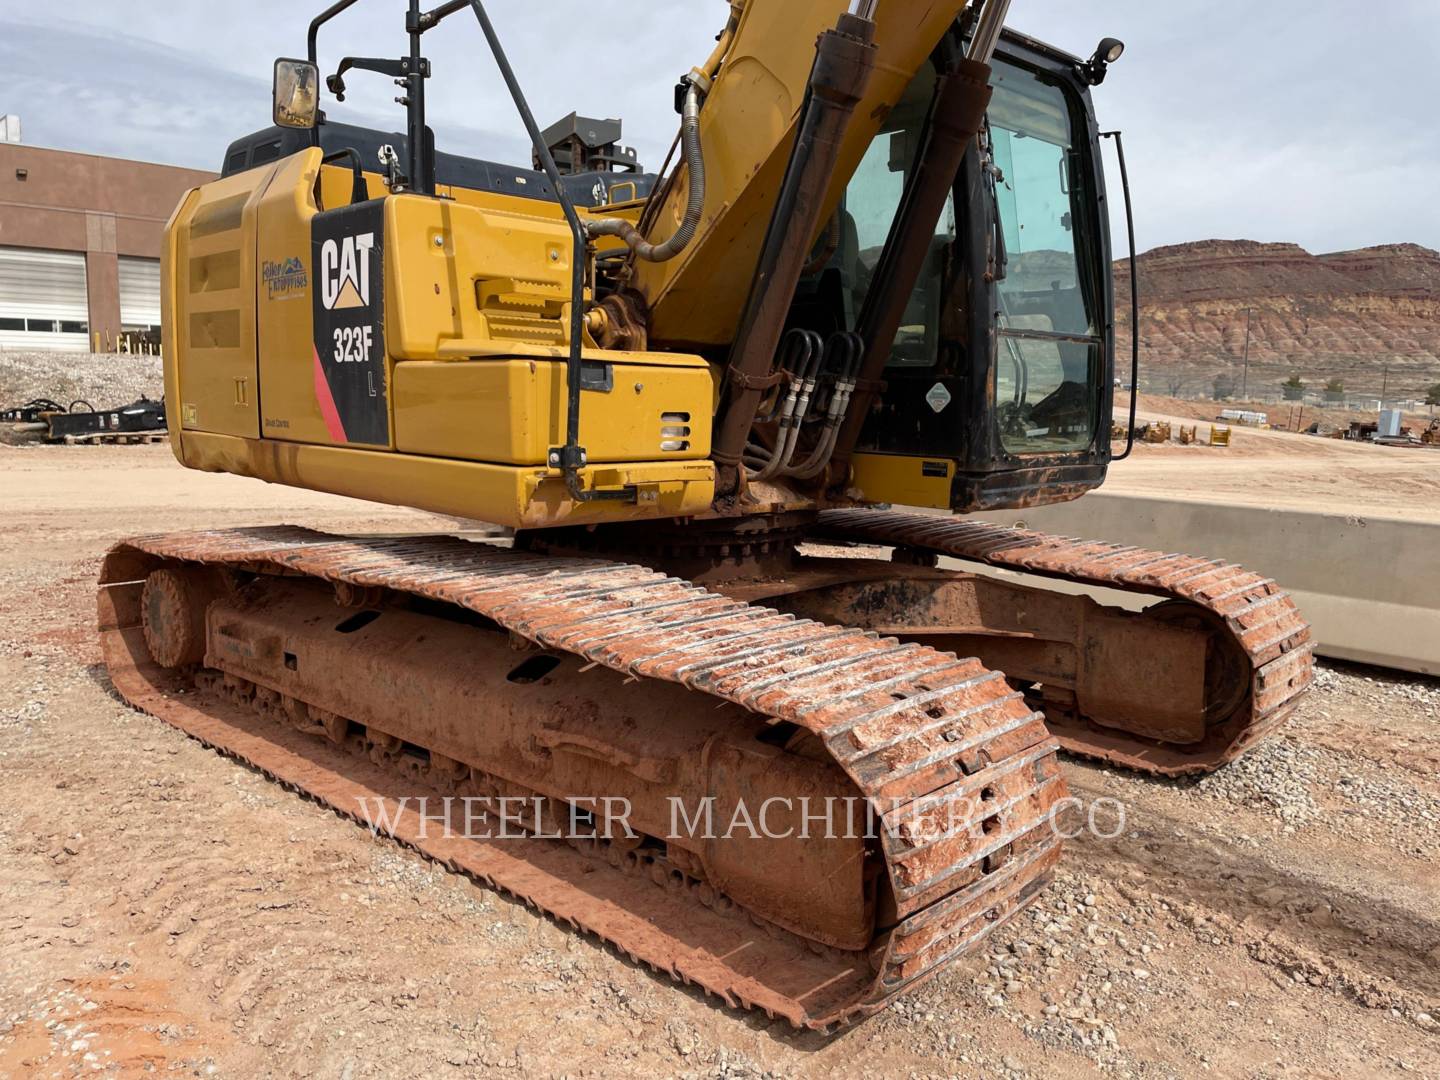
xmin=1114 ymin=240 xmax=1440 ymax=399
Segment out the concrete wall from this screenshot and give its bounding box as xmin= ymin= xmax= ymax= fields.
xmin=973 ymin=492 xmax=1440 ymax=676
xmin=0 ymin=144 xmax=215 ymax=344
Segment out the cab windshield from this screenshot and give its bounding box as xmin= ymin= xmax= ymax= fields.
xmin=837 ymin=53 xmax=1103 ymax=457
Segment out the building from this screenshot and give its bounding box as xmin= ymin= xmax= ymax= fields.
xmin=0 ymin=136 xmax=215 ymax=352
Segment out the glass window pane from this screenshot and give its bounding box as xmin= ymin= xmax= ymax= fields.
xmin=996 ymin=338 xmax=1098 ymax=452
xmin=837 ymin=62 xmax=936 ymax=354
xmin=250 ymin=139 xmax=283 ymax=165
xmin=991 ymin=61 xmax=1094 ymax=338
xmin=990 ymin=59 xmax=1099 ymax=454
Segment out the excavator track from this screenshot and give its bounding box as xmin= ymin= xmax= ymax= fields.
xmin=98 ymin=527 xmax=1067 ymax=1030
xmin=815 ymin=509 xmax=1315 ymax=775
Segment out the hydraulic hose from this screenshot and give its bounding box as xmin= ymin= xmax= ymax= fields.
xmin=709 ymin=9 xmax=877 ymax=488
xmin=585 ymin=81 xmax=706 ymax=262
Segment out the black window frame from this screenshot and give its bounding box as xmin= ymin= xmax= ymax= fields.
xmin=851 ymin=32 xmax=1116 ymax=510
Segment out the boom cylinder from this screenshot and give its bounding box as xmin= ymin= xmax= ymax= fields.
xmin=709 ymin=10 xmax=878 ymax=494
xmin=828 ymin=50 xmax=997 ymax=481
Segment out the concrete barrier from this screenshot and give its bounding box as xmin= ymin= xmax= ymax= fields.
xmin=966 ymin=493 xmax=1440 ymax=676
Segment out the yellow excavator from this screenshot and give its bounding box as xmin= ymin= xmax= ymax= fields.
xmin=98 ymin=0 xmax=1314 ymax=1028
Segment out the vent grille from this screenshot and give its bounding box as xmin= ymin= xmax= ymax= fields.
xmin=660 ymin=411 xmax=691 ymax=452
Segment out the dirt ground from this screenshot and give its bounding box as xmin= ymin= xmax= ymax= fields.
xmin=2 ymin=443 xmax=1438 ymax=1079
xmin=1110 ymin=395 xmax=1440 ymax=523
xmin=1122 ymin=393 xmax=1437 ymax=438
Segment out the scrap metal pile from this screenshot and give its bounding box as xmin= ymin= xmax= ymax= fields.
xmin=2 ymin=396 xmax=166 ymax=444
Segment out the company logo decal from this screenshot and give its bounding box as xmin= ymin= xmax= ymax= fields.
xmin=319 ymin=233 xmax=375 ymax=310
xmin=262 ymin=256 xmax=308 ymax=300
xmin=310 ymin=204 xmax=388 ymax=447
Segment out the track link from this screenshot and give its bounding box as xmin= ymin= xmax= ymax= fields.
xmin=98 ymin=527 xmax=1067 ymax=1029
xmin=815 ymin=509 xmax=1315 ymax=774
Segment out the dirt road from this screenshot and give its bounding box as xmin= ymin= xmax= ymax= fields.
xmin=1111 ymin=397 xmax=1440 ymax=522
xmin=2 ymin=444 xmax=1438 ymax=1078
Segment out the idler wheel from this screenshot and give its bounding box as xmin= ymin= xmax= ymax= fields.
xmin=141 ymin=567 xmax=228 ymax=669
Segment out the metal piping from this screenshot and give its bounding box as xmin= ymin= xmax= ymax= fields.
xmin=743 ymin=330 xmax=824 ymax=481
xmin=742 ymin=331 xmax=863 ymax=482
xmin=585 ymin=82 xmax=706 ymax=262
xmin=1104 ymin=129 xmax=1141 ymax=462
xmin=787 ymin=333 xmax=862 ymax=480
xmin=966 ymin=0 xmax=1012 ymax=63
xmin=700 ymin=7 xmax=742 ymax=80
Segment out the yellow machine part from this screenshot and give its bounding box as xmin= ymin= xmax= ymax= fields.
xmin=314 ymin=158 xmax=642 ymax=245
xmin=394 ymin=360 xmax=710 ymax=466
xmin=174 ymin=429 xmax=714 ymax=529
xmin=163 ymin=165 xmax=275 ymax=439
xmin=849 ymin=453 xmax=955 ymax=510
xmin=161 ymin=147 xmax=716 ymax=528
xmin=629 ymin=0 xmax=967 ymax=347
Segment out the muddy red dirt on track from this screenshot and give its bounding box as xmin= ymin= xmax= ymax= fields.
xmin=98 ymin=525 xmax=1067 ymax=1029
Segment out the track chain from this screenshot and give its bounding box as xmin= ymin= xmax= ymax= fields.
xmin=815 ymin=508 xmax=1315 ymax=774
xmin=99 ymin=527 xmax=1066 ymax=1028
xmin=200 ymin=664 xmax=865 ymax=962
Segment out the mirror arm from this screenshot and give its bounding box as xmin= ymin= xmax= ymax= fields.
xmin=326 ymin=55 xmax=408 ymax=101
xmin=306 ymin=0 xmax=369 ymax=145
xmin=417 ymin=0 xmax=470 ymax=30
xmin=308 ymin=0 xmax=367 ymax=66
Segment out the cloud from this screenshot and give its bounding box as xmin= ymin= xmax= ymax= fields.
xmin=1021 ymin=0 xmax=1440 ymax=254
xmin=0 ymin=19 xmax=265 ymax=168
xmin=0 ymin=3 xmax=717 ymax=174
xmin=3 ymin=2 xmax=1436 ymax=255
xmin=0 ymin=15 xmax=525 ymax=170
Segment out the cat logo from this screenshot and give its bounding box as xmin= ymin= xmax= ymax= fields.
xmin=319 ymin=232 xmax=375 ymax=310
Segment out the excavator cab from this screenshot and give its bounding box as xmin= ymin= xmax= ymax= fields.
xmin=823 ymin=34 xmax=1116 ymax=511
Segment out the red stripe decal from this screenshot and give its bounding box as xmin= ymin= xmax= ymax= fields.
xmin=312 ymin=345 xmax=347 ymax=443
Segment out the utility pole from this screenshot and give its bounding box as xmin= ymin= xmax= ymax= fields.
xmin=1380 ymin=363 xmax=1389 ymax=409
xmin=1240 ymin=306 xmax=1252 ymax=401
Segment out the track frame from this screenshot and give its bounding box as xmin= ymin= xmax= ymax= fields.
xmin=99 ymin=526 xmax=1066 ymax=1029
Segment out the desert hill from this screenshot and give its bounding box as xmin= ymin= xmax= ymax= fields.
xmin=1114 ymin=240 xmax=1440 ymax=401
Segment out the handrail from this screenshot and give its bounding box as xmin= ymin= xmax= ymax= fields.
xmin=1102 ymin=129 xmax=1139 ymax=461
xmin=466 ymin=0 xmax=632 ymax=502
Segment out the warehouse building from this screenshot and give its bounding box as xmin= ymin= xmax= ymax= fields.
xmin=0 ymin=126 xmax=215 ymax=352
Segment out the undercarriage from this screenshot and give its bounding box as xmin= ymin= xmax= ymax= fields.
xmin=524 ymin=508 xmax=1314 ymax=775
xmin=97 ymin=509 xmax=1311 ymax=1027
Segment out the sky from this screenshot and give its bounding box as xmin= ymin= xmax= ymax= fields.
xmin=2 ymin=0 xmax=1437 ymax=256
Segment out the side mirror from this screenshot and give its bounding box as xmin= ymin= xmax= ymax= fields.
xmin=273 ymin=58 xmax=320 ymax=129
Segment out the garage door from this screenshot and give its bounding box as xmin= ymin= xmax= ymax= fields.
xmin=0 ymin=247 xmax=90 ymax=352
xmin=119 ymin=256 xmax=162 ymax=330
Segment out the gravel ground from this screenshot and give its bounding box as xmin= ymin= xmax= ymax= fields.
xmin=1 ymin=445 xmax=1438 ymax=1078
xmin=0 ymin=350 xmax=163 ymax=410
